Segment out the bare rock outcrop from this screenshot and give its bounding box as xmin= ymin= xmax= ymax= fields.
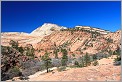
xmin=30 ymin=23 xmax=67 ymax=36
xmin=1 ymin=23 xmax=121 ymax=58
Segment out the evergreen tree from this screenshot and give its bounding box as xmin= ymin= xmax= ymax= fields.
xmin=53 ymin=49 xmax=59 ymax=59
xmin=116 ymin=46 xmax=121 ymax=56
xmin=84 ymin=52 xmax=91 ymax=66
xmin=74 ymin=61 xmax=79 ymax=67
xmin=93 ymin=54 xmax=97 ymax=61
xmin=9 ymin=40 xmax=19 ymax=49
xmin=26 ymin=47 xmax=35 ymax=58
xmin=53 ymin=42 xmax=59 ymax=59
xmin=81 ymin=57 xmax=84 ymax=67
xmin=41 ymin=51 xmax=52 ymax=73
xmin=18 ymin=46 xmax=24 ymax=54
xmin=61 ymin=49 xmax=68 ymax=66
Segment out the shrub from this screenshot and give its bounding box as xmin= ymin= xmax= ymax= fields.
xmin=108 ymin=50 xmax=113 ymax=56
xmin=85 ymin=44 xmax=89 ymax=46
xmin=113 ymin=47 xmax=121 ymax=65
xmin=51 ymin=58 xmax=61 ymax=67
xmin=83 ymin=47 xmax=86 ymax=50
xmin=115 ymin=47 xmax=121 ymax=56
xmin=92 ymin=39 xmax=95 ymax=41
xmin=71 ymin=30 xmax=74 ymax=35
xmin=18 ymin=47 xmax=24 ymax=54
xmin=74 ymin=61 xmax=79 ymax=66
xmin=50 ymin=27 xmax=55 ymax=31
xmin=90 ymin=43 xmax=93 ymax=47
xmin=22 ymin=65 xmax=42 ymax=77
xmin=1 ymin=46 xmax=10 ymax=55
xmin=8 ymin=66 xmax=22 ymax=79
xmin=78 ymin=38 xmax=80 ymax=40
xmin=38 ymin=50 xmax=41 ymax=52
xmin=104 ymin=55 xmax=108 ymax=58
xmin=106 ymin=38 xmax=113 ymax=43
xmin=114 ymin=54 xmax=121 ymax=66
xmin=79 ymin=63 xmax=84 ymax=67
xmin=57 ymin=66 xmax=66 ymax=72
xmin=61 ymin=41 xmax=70 ymax=48
xmin=72 ymin=54 xmax=75 ymax=57
xmin=114 ymin=56 xmax=121 ymax=62
xmin=91 ymin=34 xmax=96 ymax=38
xmin=92 ymin=60 xmax=99 ymax=66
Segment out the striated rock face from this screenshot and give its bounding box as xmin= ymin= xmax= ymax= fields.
xmin=75 ymin=26 xmax=110 ymax=34
xmin=1 ymin=22 xmax=121 ymax=82
xmin=104 ymin=30 xmax=121 ymax=44
xmin=30 ymin=23 xmax=67 ymax=36
xmin=1 ymin=23 xmax=121 ymax=81
xmin=103 ymin=30 xmax=121 ymax=50
xmin=1 ymin=23 xmax=121 ymax=58
xmin=35 ymin=29 xmax=121 ymax=57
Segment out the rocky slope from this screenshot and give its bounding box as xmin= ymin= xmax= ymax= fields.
xmin=30 ymin=23 xmax=67 ymax=36
xmin=1 ymin=23 xmax=121 ymax=57
xmin=1 ymin=32 xmax=41 ymax=47
xmin=1 ymin=23 xmax=121 ymax=81
xmin=35 ymin=29 xmax=121 ymax=58
xmin=1 ymin=23 xmax=67 ymax=48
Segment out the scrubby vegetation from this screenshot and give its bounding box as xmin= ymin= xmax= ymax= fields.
xmin=1 ymin=40 xmax=72 ymax=81
xmin=1 ymin=45 xmax=22 ymax=81
xmin=57 ymin=66 xmax=66 ymax=72
xmin=1 ymin=40 xmax=42 ymax=81
xmin=106 ymin=38 xmax=113 ymax=43
xmin=84 ymin=53 xmax=91 ymax=66
xmin=92 ymin=60 xmax=99 ymax=66
xmin=1 ymin=37 xmax=121 ymax=81
xmin=113 ymin=46 xmax=121 ymax=65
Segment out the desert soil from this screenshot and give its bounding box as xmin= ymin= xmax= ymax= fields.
xmin=27 ymin=55 xmax=121 ymax=81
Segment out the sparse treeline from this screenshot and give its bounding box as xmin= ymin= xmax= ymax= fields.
xmin=71 ymin=53 xmax=99 ymax=68
xmin=1 ymin=40 xmax=70 ymax=80
xmin=60 ymin=27 xmax=101 ymax=36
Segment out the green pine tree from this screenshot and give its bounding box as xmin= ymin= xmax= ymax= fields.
xmin=84 ymin=52 xmax=91 ymax=66
xmin=61 ymin=49 xmax=68 ymax=66
xmin=9 ymin=40 xmax=19 ymax=49
xmin=41 ymin=51 xmax=52 ymax=73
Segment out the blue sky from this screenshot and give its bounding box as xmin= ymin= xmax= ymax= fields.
xmin=1 ymin=1 xmax=121 ymax=33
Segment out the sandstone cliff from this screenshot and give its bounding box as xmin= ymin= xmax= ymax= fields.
xmin=1 ymin=23 xmax=121 ymax=57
